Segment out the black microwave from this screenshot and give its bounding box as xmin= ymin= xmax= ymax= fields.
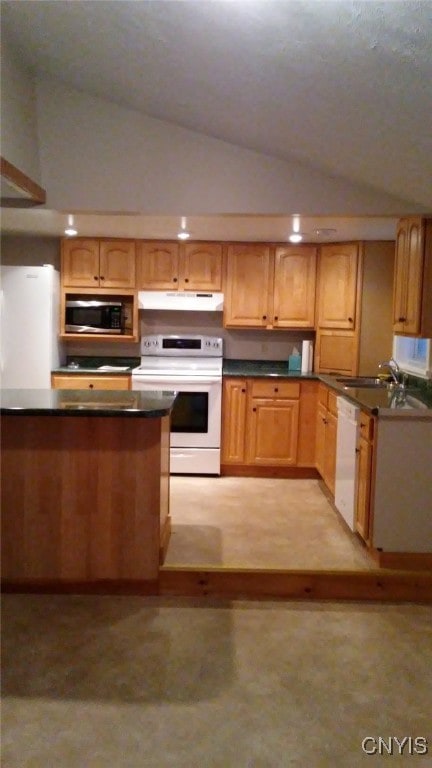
xmin=65 ymin=300 xmax=124 ymax=334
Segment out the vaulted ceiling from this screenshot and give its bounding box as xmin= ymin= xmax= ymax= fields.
xmin=2 ymin=0 xmax=431 ymax=211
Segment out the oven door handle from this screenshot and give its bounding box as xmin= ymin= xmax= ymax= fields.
xmin=132 ymin=376 xmax=221 ymax=385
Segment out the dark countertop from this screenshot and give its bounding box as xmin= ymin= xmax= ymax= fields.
xmin=0 ymin=389 xmax=177 ymax=418
xmin=223 ymin=359 xmax=432 ymax=416
xmin=52 ymin=356 xmax=140 ymax=375
xmin=223 ymin=359 xmax=316 ymax=379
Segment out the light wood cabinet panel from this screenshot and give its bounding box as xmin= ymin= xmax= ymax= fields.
xmin=315 ymin=383 xmax=337 ymax=494
xmin=137 ymin=241 xmax=179 ymax=289
xmin=62 ymin=238 xmax=136 ymax=288
xmin=393 ymin=217 xmax=432 ymax=336
xmin=221 ymin=379 xmax=248 ymax=464
xmin=355 ymin=435 xmax=373 ymax=542
xmin=317 ymin=243 xmax=359 ymax=329
xmin=273 ymin=246 xmax=317 ymax=328
xmin=51 ymin=374 xmax=130 ymax=390
xmin=323 ymin=411 xmax=337 ymax=495
xmin=224 ymin=244 xmax=272 ymax=327
xmin=247 ymin=398 xmax=299 ymax=466
xmin=62 ymin=239 xmax=100 ymax=287
xmin=99 ymin=240 xmax=136 ymax=288
xmin=181 ymin=243 xmax=223 ymax=291
xmin=315 ymin=330 xmax=358 ymax=376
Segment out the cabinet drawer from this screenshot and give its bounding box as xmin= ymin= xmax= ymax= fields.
xmin=51 ymin=374 xmax=130 ymax=390
xmin=318 ymin=383 xmax=329 ymax=408
xmin=250 ymin=380 xmax=300 ymax=399
xmin=359 ymin=412 xmax=374 ymax=441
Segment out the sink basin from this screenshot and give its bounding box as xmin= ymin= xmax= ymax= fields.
xmin=336 ymin=376 xmax=388 ymax=388
xmin=390 ymin=394 xmax=428 ymax=410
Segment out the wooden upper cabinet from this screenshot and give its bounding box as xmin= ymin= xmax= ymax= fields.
xmin=99 ymin=241 xmax=136 ymax=288
xmin=180 ymin=243 xmax=223 ymax=291
xmin=224 ymin=244 xmax=272 ymax=327
xmin=393 ymin=217 xmax=432 ymax=336
xmin=273 ymin=246 xmax=317 ymax=328
xmin=136 ymin=241 xmax=223 ymax=292
xmin=62 ymin=238 xmax=135 ymax=288
xmin=317 ymin=243 xmax=359 ymax=329
xmin=137 ymin=241 xmax=179 ymax=289
xmin=62 ymin=239 xmax=100 ymax=287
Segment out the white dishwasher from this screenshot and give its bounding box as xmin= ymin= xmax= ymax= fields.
xmin=335 ymin=396 xmax=361 ymax=531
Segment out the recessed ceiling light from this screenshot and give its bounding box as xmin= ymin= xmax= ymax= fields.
xmin=315 ymin=228 xmax=337 ymax=237
xmin=289 ymin=233 xmax=303 ymax=243
xmin=64 ymin=214 xmax=77 ymax=237
xmin=177 ymin=216 xmax=190 ymax=240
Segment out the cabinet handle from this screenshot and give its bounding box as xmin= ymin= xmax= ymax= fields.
xmin=89 ymin=384 xmax=94 ymax=389
xmin=348 ymin=316 xmax=353 ymax=323
xmin=184 ymin=278 xmax=189 ymax=283
xmin=274 ymin=316 xmax=278 ymax=321
xmin=274 ymin=387 xmax=279 ymax=393
xmin=322 ymin=417 xmax=327 ymax=424
xmin=355 ymin=448 xmax=360 ymax=453
xmin=253 ymin=407 xmax=257 ymax=412
xmin=262 ymin=315 xmax=267 ymax=320
xmin=100 ymin=275 xmax=105 ymax=280
xmin=241 ymin=388 xmax=246 ymax=393
xmin=398 ymin=316 xmax=406 ymax=322
xmin=173 ymin=277 xmax=178 ymax=283
xmin=94 ymin=275 xmax=98 ymax=281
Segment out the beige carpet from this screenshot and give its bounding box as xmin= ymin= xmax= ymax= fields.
xmin=165 ymin=477 xmax=374 ymax=571
xmin=2 ymin=595 xmax=431 ymax=767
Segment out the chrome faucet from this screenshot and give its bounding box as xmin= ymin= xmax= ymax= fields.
xmin=378 ymin=357 xmax=401 ymax=386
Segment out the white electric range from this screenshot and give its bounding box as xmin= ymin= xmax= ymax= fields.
xmin=132 ymin=334 xmax=223 ymax=474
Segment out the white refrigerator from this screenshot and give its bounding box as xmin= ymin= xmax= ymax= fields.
xmin=1 ymin=264 xmax=63 ymax=388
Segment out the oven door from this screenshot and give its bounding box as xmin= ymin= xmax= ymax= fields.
xmin=132 ymin=376 xmax=221 ymax=449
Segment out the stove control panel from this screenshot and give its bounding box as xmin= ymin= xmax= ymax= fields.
xmin=140 ymin=334 xmax=223 ymax=357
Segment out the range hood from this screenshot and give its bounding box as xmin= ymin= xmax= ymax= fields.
xmin=138 ymin=291 xmax=224 ymax=312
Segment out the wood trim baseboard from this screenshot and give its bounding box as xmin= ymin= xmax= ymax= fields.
xmin=1 ymin=156 xmax=46 ymax=206
xmin=159 ymin=566 xmax=432 ymax=602
xmin=221 ymin=465 xmax=320 ymax=478
xmin=1 ymin=579 xmax=158 ymax=595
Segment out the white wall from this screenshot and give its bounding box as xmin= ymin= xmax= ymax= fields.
xmin=0 ymin=36 xmax=42 ymax=183
xmin=36 ymin=77 xmax=412 ymax=216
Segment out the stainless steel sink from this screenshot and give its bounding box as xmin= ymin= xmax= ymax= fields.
xmin=336 ymin=376 xmax=388 ymax=388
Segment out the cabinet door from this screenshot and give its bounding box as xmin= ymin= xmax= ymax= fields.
xmin=62 ymin=239 xmax=100 ymax=287
xmin=99 ymin=240 xmax=136 ymax=288
xmin=137 ymin=242 xmax=179 ymax=289
xmin=394 ymin=218 xmax=424 ymax=336
xmin=315 ymin=402 xmax=327 ymax=477
xmin=315 ymin=329 xmax=358 ymax=376
xmin=323 ymin=411 xmax=337 ymax=495
xmin=355 ymin=435 xmax=373 ymax=541
xmin=221 ymin=379 xmax=248 ymax=464
xmin=273 ymin=246 xmax=317 ymax=328
xmin=317 ymin=243 xmax=358 ymax=329
xmin=181 ymin=243 xmax=223 ymax=291
xmin=224 ymin=244 xmax=272 ymax=327
xmin=247 ymin=399 xmax=299 ymax=466
xmin=51 ymin=375 xmax=130 ymax=390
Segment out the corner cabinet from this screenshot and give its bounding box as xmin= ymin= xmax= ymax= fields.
xmin=393 ymin=217 xmax=432 ymax=337
xmin=221 ymin=377 xmax=318 ymax=474
xmin=136 ymin=241 xmax=223 ymax=292
xmin=224 ymin=244 xmax=317 ymax=329
xmin=315 ymin=384 xmax=338 ymax=495
xmin=61 ymin=238 xmax=136 ymax=289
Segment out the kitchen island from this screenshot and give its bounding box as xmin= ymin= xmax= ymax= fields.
xmin=1 ymin=388 xmax=176 ymax=592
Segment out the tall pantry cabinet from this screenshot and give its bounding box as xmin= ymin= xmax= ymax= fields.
xmin=315 ymin=241 xmax=395 ymax=376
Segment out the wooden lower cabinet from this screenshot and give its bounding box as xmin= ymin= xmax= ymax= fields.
xmin=51 ymin=374 xmax=131 ymax=390
xmin=315 ymin=384 xmax=338 ymax=494
xmin=222 ymin=377 xmax=318 ymax=473
xmin=355 ymin=411 xmax=375 ymax=543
